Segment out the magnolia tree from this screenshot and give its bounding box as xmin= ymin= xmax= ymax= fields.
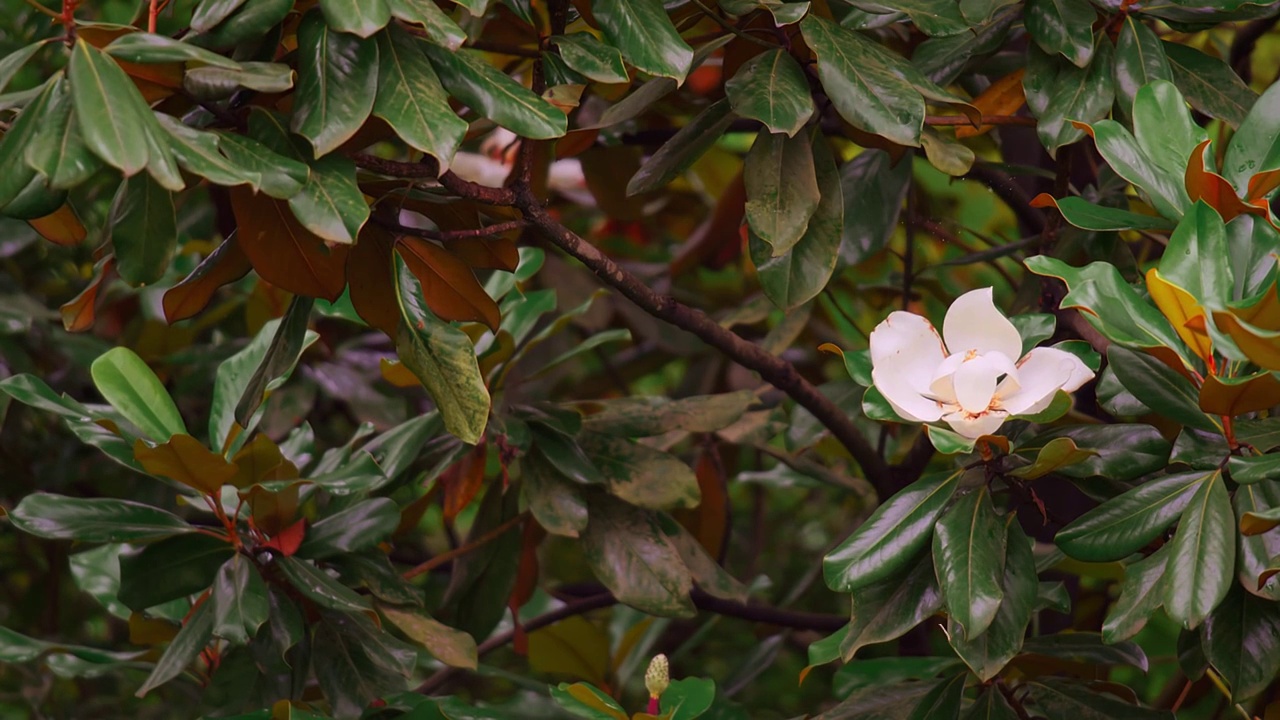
xmin=3 ymin=0 xmax=1280 ymax=718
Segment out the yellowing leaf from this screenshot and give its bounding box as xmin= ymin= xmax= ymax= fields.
xmin=240 ymin=482 xmax=303 ymax=537
xmin=528 ymin=615 xmax=612 ymax=687
xmin=230 ymin=433 xmax=299 ymax=488
xmin=134 ymin=434 xmax=239 ymax=495
xmin=128 ymin=612 xmax=179 ymax=645
xmin=378 ymin=604 xmax=478 ymax=669
xmin=1145 ymin=268 xmax=1212 ymax=360
xmin=957 ymin=69 xmax=1026 ymax=139
xmin=1213 ymin=310 xmax=1280 ymax=370
xmin=379 ymin=358 xmax=421 ymax=387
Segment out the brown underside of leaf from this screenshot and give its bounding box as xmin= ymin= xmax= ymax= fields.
xmin=230 ymin=187 xmax=349 ymax=301
xmin=346 ymin=224 xmax=400 ymax=337
xmin=396 ymin=236 xmax=501 ymax=329
xmin=163 ymin=235 xmax=254 ymax=323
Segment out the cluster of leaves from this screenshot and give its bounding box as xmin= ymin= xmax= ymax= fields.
xmin=4 ymin=0 xmax=1280 ymax=718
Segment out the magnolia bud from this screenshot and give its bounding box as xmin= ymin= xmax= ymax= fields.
xmin=645 ymin=653 xmax=670 ymax=699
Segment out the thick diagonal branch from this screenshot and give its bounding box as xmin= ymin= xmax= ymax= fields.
xmin=510 ymin=186 xmax=891 ymax=490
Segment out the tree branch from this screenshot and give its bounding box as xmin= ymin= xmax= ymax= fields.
xmin=511 ymin=186 xmax=891 ymax=491
xmin=403 ymin=512 xmax=529 ymax=580
xmin=373 ymin=216 xmax=526 ymax=243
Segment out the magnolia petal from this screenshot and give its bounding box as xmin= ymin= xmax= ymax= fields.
xmin=873 ymin=366 xmax=946 ymax=422
xmin=952 ymin=355 xmax=1002 ymax=415
xmin=998 ymin=347 xmax=1093 ymax=416
xmin=942 ymin=409 xmax=1008 ymax=438
xmin=870 ymin=311 xmax=948 ymax=422
xmin=942 ymin=288 xmax=1022 ymax=361
xmin=929 ymin=353 xmax=967 ymax=404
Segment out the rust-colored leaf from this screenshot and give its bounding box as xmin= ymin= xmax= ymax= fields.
xmin=396 ymin=236 xmax=501 ymax=329
xmin=1246 ymin=168 xmax=1280 ymax=202
xmin=956 ymin=69 xmax=1026 ymax=139
xmin=28 ymin=203 xmax=87 ymax=246
xmin=61 ymin=256 xmax=116 ymax=332
xmin=1200 ymin=372 xmax=1280 ymax=416
xmin=133 ymin=434 xmax=240 ymax=495
xmin=163 ymin=235 xmax=253 ymax=323
xmin=230 ymin=187 xmax=349 ymax=301
xmin=510 ymin=518 xmax=543 ymax=610
xmin=260 ymin=516 xmax=306 ymax=556
xmin=447 ymin=237 xmax=520 ymax=271
xmin=242 ymin=482 xmax=303 ymax=538
xmin=673 ymin=446 xmax=730 ymax=561
xmin=346 ymin=223 xmax=399 ymax=337
xmin=230 ymin=433 xmax=299 ymax=488
xmin=1185 ymin=139 xmax=1270 ymax=223
xmin=441 ymin=442 xmax=487 ymax=522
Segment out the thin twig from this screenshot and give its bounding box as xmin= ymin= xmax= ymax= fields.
xmin=511 ymin=186 xmax=893 ymax=492
xmin=403 ymin=511 xmax=529 ymax=580
xmin=21 ymin=0 xmax=59 ymax=18
xmin=373 ymin=216 xmax=526 ymax=243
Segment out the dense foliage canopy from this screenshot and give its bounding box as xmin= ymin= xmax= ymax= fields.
xmin=3 ymin=0 xmax=1280 ymax=718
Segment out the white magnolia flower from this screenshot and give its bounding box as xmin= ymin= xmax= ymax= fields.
xmin=869 ymin=288 xmax=1094 ymax=439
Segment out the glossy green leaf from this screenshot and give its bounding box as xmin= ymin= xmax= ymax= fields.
xmin=1036 ymin=38 xmax=1114 ymax=154
xmin=374 ymin=25 xmax=467 ymax=167
xmin=948 ymin=522 xmax=1036 ymax=680
xmin=1023 ymin=679 xmax=1173 ymax=720
xmin=297 ymin=498 xmax=400 ymax=559
xmin=1057 ymin=470 xmax=1208 ymax=562
xmin=1134 ymin=80 xmax=1206 ymax=197
xmin=824 ymin=469 xmax=962 ymax=592
xmin=156 ymin=116 xmax=253 ymax=189
xmin=183 ymin=62 xmax=294 ymax=100
xmin=292 ymin=9 xmax=378 ymax=157
xmin=553 ymin=33 xmax=629 ymax=84
xmin=1164 ymin=41 xmax=1255 ymax=129
xmin=1165 ymin=471 xmax=1234 ymax=628
xmin=91 ymin=347 xmax=186 ymax=442
xmin=311 ymin=611 xmax=415 ymax=718
xmin=801 ymin=15 xmax=923 ymax=147
xmin=234 ymin=295 xmax=316 ymax=429
xmin=1039 ymin=196 xmax=1176 ymax=232
xmin=1235 ymin=483 xmax=1280 ymax=599
xmin=288 ymin=154 xmax=368 ymax=244
xmin=1017 ymin=425 xmax=1170 ymax=481
xmin=906 ymin=673 xmax=966 ymax=720
xmin=626 ymin=99 xmax=735 ymax=196
xmin=191 ymin=0 xmax=291 ymax=46
xmin=23 ymin=74 xmax=102 ymax=190
xmin=119 ymin=534 xmax=235 ymax=611
xmin=820 ymin=681 xmax=940 ymax=719
xmin=394 ymin=260 xmax=490 ymax=445
xmin=441 ymin=486 xmax=521 ymax=639
xmin=1224 ymin=73 xmax=1280 ymax=193
xmin=839 ymin=149 xmax=911 ymax=266
xmin=933 ymin=487 xmax=1006 ymax=640
xmin=9 ymin=494 xmax=194 ymax=542
xmin=1108 ymin=346 xmax=1219 ymax=432
xmin=111 ymin=174 xmax=177 ymax=286
xmin=1025 ymin=256 xmax=1188 ymax=361
xmin=387 ymin=0 xmax=466 ymax=50
xmin=1083 ymin=118 xmax=1190 ymax=221
xmin=0 ymin=41 xmax=45 ymax=93
xmin=319 ymin=0 xmax=391 ymax=37
xmin=135 ymin=598 xmax=214 ymax=697
xmin=580 ymin=494 xmax=695 ymax=617
xmin=67 ymin=40 xmax=152 ymax=177
xmin=963 ymin=687 xmax=1020 ymax=720
xmin=1020 ymin=632 xmax=1149 ymax=671
xmin=421 ymin=45 xmax=566 ymax=140
xmin=914 ymin=11 xmax=1014 ymax=85
xmin=211 ymin=555 xmax=269 ymax=645
xmin=275 ymin=556 xmax=371 ymax=612
xmin=750 ymin=133 xmax=842 ymax=308
xmin=1024 ymin=0 xmax=1095 ymax=67
xmin=1103 ymin=543 xmax=1170 ymax=643
xmin=593 ymin=0 xmax=693 ymax=83
xmin=743 ymin=130 xmax=820 ymax=256
xmin=1201 ymin=583 xmax=1280 ymax=699
xmin=105 ymin=33 xmax=242 ymax=69
xmin=725 ymin=49 xmax=815 ymax=137
xmin=1157 ymin=202 xmax=1232 ymax=308
xmin=210 ymin=316 xmax=318 ymax=452
xmin=1113 ymin=17 xmax=1171 ymax=118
